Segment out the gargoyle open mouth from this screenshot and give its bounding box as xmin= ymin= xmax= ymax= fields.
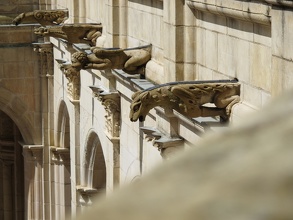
xmin=139 ymin=116 xmax=145 ymax=122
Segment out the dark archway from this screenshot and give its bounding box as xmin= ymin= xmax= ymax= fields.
xmin=0 ymin=110 xmax=24 ymax=220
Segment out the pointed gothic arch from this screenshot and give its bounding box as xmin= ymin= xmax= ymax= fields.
xmin=82 ymin=130 xmax=106 ymax=194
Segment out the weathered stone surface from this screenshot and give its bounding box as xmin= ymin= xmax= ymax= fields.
xmin=130 ymin=80 xmax=240 ymax=122
xmin=75 ymin=88 xmax=293 ymax=220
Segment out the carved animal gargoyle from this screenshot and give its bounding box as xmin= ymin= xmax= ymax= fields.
xmin=70 ymin=45 xmax=151 ymax=74
xmin=129 ymin=80 xmax=241 ymax=122
xmin=12 ymin=9 xmax=68 ymax=26
xmin=34 ymin=24 xmax=102 ymax=46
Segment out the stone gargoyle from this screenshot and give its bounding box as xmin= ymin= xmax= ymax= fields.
xmin=129 ymin=80 xmax=241 ymax=122
xmin=34 ymin=24 xmax=102 ymax=45
xmin=12 ymin=9 xmax=68 ymax=26
xmin=70 ymin=45 xmax=151 ymax=74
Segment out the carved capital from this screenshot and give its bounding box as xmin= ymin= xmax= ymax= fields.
xmin=33 ymin=43 xmax=54 ymax=77
xmin=140 ymin=127 xmax=184 ymax=159
xmin=90 ymin=86 xmax=121 ymax=137
xmin=56 ymin=59 xmax=81 ymax=101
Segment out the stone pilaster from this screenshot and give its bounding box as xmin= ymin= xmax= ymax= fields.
xmin=90 ymin=85 xmax=120 ymax=186
xmin=33 ymin=42 xmax=54 ymax=77
xmin=22 ymin=145 xmax=44 ymax=220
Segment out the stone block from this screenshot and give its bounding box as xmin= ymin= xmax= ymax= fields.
xmin=253 ymin=23 xmax=271 ymax=47
xmin=217 ymin=34 xmax=236 ymax=77
xmin=271 ymin=8 xmax=293 ymax=61
xmin=205 ymin=30 xmax=218 ymax=71
xmin=227 ymin=18 xmax=253 ymax=41
xmin=250 ymin=43 xmax=271 ymax=92
xmin=242 ymin=84 xmax=262 ymax=109
xmin=198 ymin=11 xmax=227 ymax=34
xmin=196 ymin=27 xmax=206 ymax=66
xmin=163 ymin=0 xmax=184 ymax=25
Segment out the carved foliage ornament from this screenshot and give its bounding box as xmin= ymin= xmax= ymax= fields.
xmin=70 ymin=45 xmax=151 ymax=75
xmin=90 ymin=86 xmax=121 ymax=137
xmin=129 ymin=79 xmax=240 ymax=122
xmin=34 ymin=24 xmax=102 ymax=46
xmin=12 ymin=9 xmax=68 ymax=26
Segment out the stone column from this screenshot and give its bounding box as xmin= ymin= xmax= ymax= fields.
xmin=107 ymin=0 xmax=120 ymax=47
xmin=163 ymin=0 xmax=185 ymax=82
xmin=119 ymin=0 xmax=128 ymax=48
xmin=33 ymin=42 xmax=54 ymax=220
xmin=269 ymin=1 xmax=293 ymax=96
xmin=22 ymin=145 xmax=44 ymax=220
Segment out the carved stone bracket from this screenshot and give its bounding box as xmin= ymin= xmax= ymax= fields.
xmin=33 ymin=43 xmax=54 ymax=77
xmin=76 ymin=186 xmax=99 ymax=206
xmin=12 ymin=9 xmax=69 ymax=26
xmin=50 ymin=146 xmax=70 ymax=164
xmin=34 ymin=23 xmax=103 ymax=46
xmin=56 ymin=59 xmax=81 ymax=101
xmin=22 ymin=145 xmax=43 ymax=161
xmin=90 ymin=85 xmax=121 ymax=138
xmin=140 ymin=127 xmax=184 ymax=159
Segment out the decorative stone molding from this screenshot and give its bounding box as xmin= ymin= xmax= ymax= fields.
xmin=34 ymin=23 xmax=103 ymax=46
xmin=12 ymin=9 xmax=69 ymax=26
xmin=33 ymin=43 xmax=54 ymax=77
xmin=70 ymin=45 xmax=151 ymax=75
xmin=130 ymin=79 xmax=240 ymax=122
xmin=90 ymin=86 xmax=121 ymax=138
xmin=265 ymin=0 xmax=293 ymax=8
xmin=140 ymin=127 xmax=184 ymax=159
xmin=187 ymin=0 xmax=271 ymax=25
xmin=56 ymin=59 xmax=81 ymax=101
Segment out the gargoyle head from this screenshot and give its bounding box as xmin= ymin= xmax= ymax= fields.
xmin=34 ymin=27 xmax=49 ymax=37
xmin=12 ymin=13 xmax=25 ymax=26
xmin=130 ymin=90 xmax=155 ymax=122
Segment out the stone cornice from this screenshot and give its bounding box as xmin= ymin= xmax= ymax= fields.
xmin=264 ymin=0 xmax=293 ymax=8
xmin=187 ymin=0 xmax=271 ymax=25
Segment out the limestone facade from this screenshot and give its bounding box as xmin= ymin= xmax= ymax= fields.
xmin=0 ymin=0 xmax=293 ymax=219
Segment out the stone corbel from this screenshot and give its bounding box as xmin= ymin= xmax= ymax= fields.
xmin=90 ymin=86 xmax=121 ymax=138
xmin=12 ymin=9 xmax=68 ymax=26
xmin=33 ymin=43 xmax=54 ymax=77
xmin=50 ymin=146 xmax=70 ymax=164
xmin=76 ymin=186 xmax=99 ymax=206
xmin=22 ymin=145 xmax=43 ymax=161
xmin=56 ymin=59 xmax=81 ymax=101
xmin=140 ymin=127 xmax=184 ymax=159
xmin=34 ymin=23 xmax=103 ymax=46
